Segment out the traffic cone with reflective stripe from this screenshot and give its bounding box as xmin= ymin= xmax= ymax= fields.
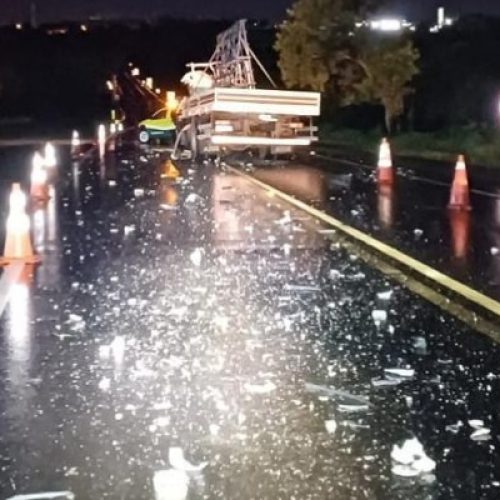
xmin=71 ymin=130 xmax=81 ymax=158
xmin=377 ymin=137 xmax=393 ymax=184
xmin=448 ymin=155 xmax=471 ymax=210
xmin=162 ymin=160 xmax=180 ymax=180
xmin=30 ymin=152 xmax=50 ymax=204
xmin=0 ymin=183 xmax=40 ymax=265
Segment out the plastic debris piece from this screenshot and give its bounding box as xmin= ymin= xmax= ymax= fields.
xmin=325 ymin=420 xmax=337 ymax=434
xmin=284 ymin=284 xmax=320 ymax=293
xmin=169 ymin=447 xmax=207 ymax=472
xmin=98 ymin=377 xmax=111 ymax=391
xmin=153 ymin=469 xmax=189 ymax=500
xmin=445 ymin=421 xmax=463 ymax=433
xmin=468 ymin=419 xmax=484 ymax=429
xmin=470 ymin=428 xmax=491 ymax=441
xmin=377 ymin=290 xmax=393 ymax=300
xmin=124 ymin=225 xmax=135 ymax=235
xmin=392 ymin=464 xmax=421 ymax=477
xmin=337 ymin=403 xmax=370 ymax=413
xmin=371 ymin=310 xmax=387 ymax=323
xmin=6 ymin=493 xmax=75 ymax=500
xmin=134 ymin=188 xmax=145 ymax=197
xmin=244 ymin=380 xmax=277 ymax=394
xmin=305 ymin=383 xmax=370 ymax=406
xmin=190 ymin=248 xmax=203 ymax=267
xmin=384 ymin=368 xmax=415 ymax=379
xmin=185 ymin=193 xmax=199 ymax=204
xmin=371 ymin=378 xmax=402 ymax=388
xmin=413 ymin=455 xmax=437 ymax=473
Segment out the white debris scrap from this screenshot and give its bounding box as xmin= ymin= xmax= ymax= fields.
xmin=134 ymin=188 xmax=145 ymax=197
xmin=153 ymin=469 xmax=189 ymax=500
xmin=244 ymin=380 xmax=277 ymax=395
xmin=325 ymin=419 xmax=337 ymax=434
xmin=371 ymin=310 xmax=388 ymax=323
xmin=169 ymin=447 xmax=207 ymax=472
xmin=384 ymin=368 xmax=415 ymax=379
xmin=391 ymin=437 xmax=436 ymax=476
xmin=190 ymin=248 xmax=203 ymax=267
xmin=98 ymin=377 xmax=111 ymax=391
xmin=377 ymin=290 xmax=393 ymax=300
xmin=6 ymin=493 xmax=75 ymax=500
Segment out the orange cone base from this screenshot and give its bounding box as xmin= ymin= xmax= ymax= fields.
xmin=377 ymin=167 xmax=394 ymax=184
xmin=0 ymin=254 xmax=41 ymax=266
xmin=448 ymin=187 xmax=471 ymax=211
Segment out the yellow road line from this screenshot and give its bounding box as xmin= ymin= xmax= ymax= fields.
xmin=227 ymin=166 xmax=500 ymax=325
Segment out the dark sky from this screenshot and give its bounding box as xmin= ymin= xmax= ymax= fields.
xmin=2 ymin=0 xmax=500 ymax=25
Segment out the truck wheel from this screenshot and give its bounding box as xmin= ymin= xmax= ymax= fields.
xmin=139 ymin=130 xmax=150 ymax=144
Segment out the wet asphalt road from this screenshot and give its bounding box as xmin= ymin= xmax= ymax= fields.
xmin=251 ymin=154 xmax=500 ymax=301
xmin=0 ymin=145 xmax=499 ymax=499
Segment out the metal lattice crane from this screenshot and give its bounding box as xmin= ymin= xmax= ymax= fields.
xmin=205 ymin=20 xmax=277 ymax=89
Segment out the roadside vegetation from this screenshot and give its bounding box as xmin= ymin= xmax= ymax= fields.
xmin=319 ymin=126 xmax=500 ymax=166
xmin=276 ymin=0 xmax=500 ymax=167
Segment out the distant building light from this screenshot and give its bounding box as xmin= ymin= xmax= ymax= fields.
xmin=438 ymin=7 xmax=445 ymax=27
xmin=15 ymin=23 xmax=23 ymax=30
xmin=369 ymin=18 xmax=414 ymax=32
xmin=145 ymin=77 xmax=153 ymax=89
xmin=131 ymin=67 xmax=140 ymax=77
xmin=444 ymin=18 xmax=453 ymax=26
xmin=80 ymin=24 xmax=88 ymax=32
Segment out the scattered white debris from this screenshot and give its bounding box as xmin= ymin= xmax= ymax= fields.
xmin=412 ymin=336 xmax=428 ymax=355
xmin=153 ymin=469 xmax=189 ymax=500
xmin=391 ymin=437 xmax=436 ymax=476
xmin=134 ymin=188 xmax=145 ymax=197
xmin=275 ymin=211 xmax=292 ymax=225
xmin=445 ymin=421 xmax=463 ymax=433
xmin=108 ymin=180 xmax=117 ymax=187
xmin=470 ymin=427 xmax=491 ymax=441
xmin=185 ymin=193 xmax=199 ymax=204
xmin=99 ymin=345 xmax=111 ymax=359
xmin=325 ymin=419 xmax=337 ymax=434
xmin=371 ymin=378 xmax=402 ymax=388
xmin=414 ymin=228 xmax=424 ymax=237
xmin=169 ymin=447 xmax=207 ymax=472
xmin=337 ymin=403 xmax=370 ymax=413
xmin=98 ymin=377 xmax=111 ymax=391
xmin=111 ymin=336 xmax=125 ymax=363
xmin=124 ymin=224 xmax=135 ymax=235
xmin=244 ymin=381 xmax=277 ymax=395
xmin=377 ymin=290 xmax=393 ymax=300
xmin=468 ymin=419 xmax=485 ymax=429
xmin=190 ymin=248 xmax=203 ymax=267
xmin=384 ymin=368 xmax=415 ymax=379
xmin=6 ymin=493 xmax=75 ymax=500
xmin=371 ymin=310 xmax=388 ymax=323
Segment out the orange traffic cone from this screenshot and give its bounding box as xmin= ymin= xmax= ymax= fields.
xmin=448 ymin=155 xmax=471 ymax=210
xmin=377 ymin=137 xmax=393 ymax=184
xmin=30 ymin=152 xmax=50 ymax=203
xmin=377 ymin=183 xmax=394 ymax=229
xmin=449 ymin=210 xmax=470 ymax=260
xmin=162 ymin=160 xmax=180 ymax=180
xmin=0 ymin=183 xmax=41 ymax=266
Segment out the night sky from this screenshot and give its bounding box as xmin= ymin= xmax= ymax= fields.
xmin=2 ymin=0 xmax=500 ymax=25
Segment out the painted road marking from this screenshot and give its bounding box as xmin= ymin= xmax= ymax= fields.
xmin=0 ymin=262 xmax=25 ymax=317
xmin=227 ymin=166 xmax=500 ymax=340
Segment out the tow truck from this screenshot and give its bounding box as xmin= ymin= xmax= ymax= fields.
xmin=172 ymin=20 xmax=321 ymax=159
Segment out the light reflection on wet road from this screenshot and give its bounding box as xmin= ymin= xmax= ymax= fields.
xmin=0 ymin=146 xmax=498 ymax=499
